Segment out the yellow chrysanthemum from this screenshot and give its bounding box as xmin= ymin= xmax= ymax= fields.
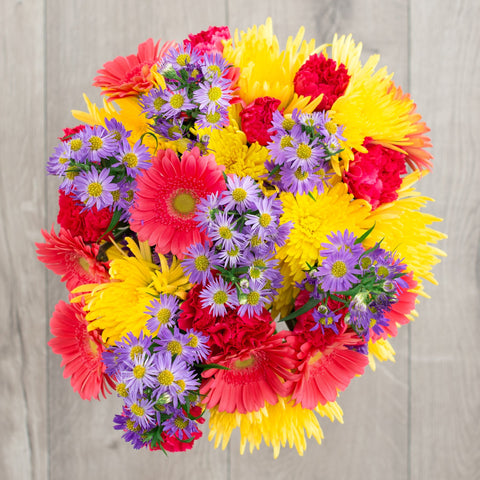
xmin=277 ymin=182 xmax=372 ymax=278
xmin=223 ymin=18 xmax=321 ymax=113
xmin=208 ymin=397 xmax=341 ymax=458
xmin=205 ymin=119 xmax=269 ymax=181
xmin=364 ymin=171 xmax=447 ymax=298
xmin=368 ymin=338 xmax=396 ymax=371
xmin=323 ymin=34 xmax=432 ymax=172
xmin=74 ymin=239 xmax=190 ymax=345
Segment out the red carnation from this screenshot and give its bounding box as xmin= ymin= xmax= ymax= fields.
xmin=183 ymin=26 xmax=231 ymax=55
xmin=59 ymin=125 xmax=86 ymax=142
xmin=343 ymin=141 xmax=407 ymax=209
xmin=239 ymin=96 xmax=281 ymax=146
xmin=57 ymin=190 xmax=114 ymax=243
xmin=293 ymin=53 xmax=350 ymax=111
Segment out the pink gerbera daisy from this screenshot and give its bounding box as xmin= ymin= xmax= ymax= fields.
xmin=129 ymin=147 xmax=226 ymax=259
xmin=93 ymin=38 xmax=176 ymax=100
xmin=200 ymin=331 xmax=297 ymax=414
xmin=36 ymin=226 xmax=110 ymax=291
xmin=48 ymin=299 xmax=115 ymax=400
xmin=287 ymin=329 xmax=369 ymax=409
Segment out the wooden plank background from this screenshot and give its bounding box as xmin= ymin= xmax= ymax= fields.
xmin=1 ymin=0 xmax=478 ymax=478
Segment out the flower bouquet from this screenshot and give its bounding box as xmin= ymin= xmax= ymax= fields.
xmin=37 ymin=18 xmax=445 ymax=457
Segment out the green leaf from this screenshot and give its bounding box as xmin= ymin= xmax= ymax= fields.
xmin=197 ymin=363 xmax=230 ymax=371
xmin=278 ymin=297 xmax=321 ymax=323
xmin=97 ymin=209 xmax=122 ymax=242
xmin=355 ymin=222 xmax=376 ymax=244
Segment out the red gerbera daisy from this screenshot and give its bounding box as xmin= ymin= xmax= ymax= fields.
xmin=48 ymin=299 xmax=115 ymax=400
xmin=36 ymin=226 xmax=110 ymax=291
xmin=93 ymin=38 xmax=176 ymax=100
xmin=129 ymin=147 xmax=226 ymax=259
xmin=287 ymin=329 xmax=369 ymax=409
xmin=200 ymin=324 xmax=297 ymax=414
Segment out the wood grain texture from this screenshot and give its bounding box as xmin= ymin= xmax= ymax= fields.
xmin=1 ymin=0 xmax=477 ymax=478
xmin=0 ymin=1 xmax=48 ymax=479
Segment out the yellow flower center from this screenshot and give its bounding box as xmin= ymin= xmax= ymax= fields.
xmin=194 ymin=255 xmax=210 ymax=272
xmin=130 ymin=345 xmax=143 ymax=359
xmin=70 ymin=139 xmax=83 ymax=151
xmin=296 ymin=143 xmax=312 ymax=160
xmin=208 ymin=86 xmax=222 ymax=102
xmin=154 ymin=97 xmax=167 ymax=110
xmin=177 ymin=53 xmax=191 ymax=66
xmin=170 ymin=93 xmax=185 ymax=109
xmin=325 ymin=120 xmax=338 ymax=135
xmin=250 ymin=235 xmax=262 ymax=247
xmin=133 ymin=365 xmax=146 ymax=379
xmin=126 ymin=419 xmax=140 ymax=432
xmin=377 ymin=266 xmax=389 ymax=278
xmin=259 ymin=213 xmax=271 ymax=227
xmin=168 ymin=125 xmax=182 ymax=137
xmin=280 ymin=135 xmax=293 ymax=149
xmin=116 ymin=383 xmax=129 ymax=397
xmin=89 ymin=136 xmax=103 ymax=151
xmin=157 ymin=308 xmax=172 ymax=325
xmin=232 ymin=187 xmax=247 ymax=202
xmin=158 ymin=370 xmax=174 ymax=385
xmin=59 ymin=156 xmax=69 ymax=164
xmin=174 ymin=417 xmax=189 ymax=429
xmin=130 ymin=403 xmax=145 ymax=417
xmin=246 ymin=291 xmax=260 ymax=305
xmin=208 ymin=65 xmax=222 ymax=77
xmin=249 ymin=267 xmax=262 ymax=279
xmin=206 ymin=111 xmax=221 ymax=124
xmin=65 ymin=170 xmax=78 ymax=180
xmin=172 ymin=192 xmax=196 ymax=215
xmin=213 ymin=291 xmax=228 ymax=305
xmin=253 ymin=259 xmax=266 ymax=268
xmin=218 ymin=226 xmax=232 ymax=239
xmin=294 ymin=168 xmax=309 ymax=180
xmin=87 ymin=182 xmax=103 ymax=198
xmin=175 ymin=379 xmax=186 ymax=393
xmin=123 ymin=153 xmax=138 ymax=168
xmin=167 ymin=340 xmax=183 ymax=356
xmin=331 ymin=260 xmax=347 ymax=278
xmin=234 ymin=356 xmax=255 ymax=369
xmin=111 ymin=189 xmax=120 ymax=202
xmin=282 ymin=118 xmax=295 ymax=131
xmin=227 ymin=245 xmax=239 ymax=257
xmin=360 ymin=257 xmax=372 ymax=269
xmin=112 ymin=131 xmax=122 ymax=141
xmin=187 ymin=334 xmax=198 ymax=348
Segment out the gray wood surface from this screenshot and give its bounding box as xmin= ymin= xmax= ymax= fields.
xmin=1 ymin=0 xmax=477 ymax=479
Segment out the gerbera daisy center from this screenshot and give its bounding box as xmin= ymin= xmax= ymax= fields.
xmin=234 ymin=356 xmax=255 ymax=369
xmin=172 ymin=192 xmax=196 ymax=215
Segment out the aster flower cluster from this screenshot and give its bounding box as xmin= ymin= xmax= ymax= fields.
xmin=294 ymin=229 xmax=407 ymax=340
xmin=265 ymin=109 xmax=346 ymax=194
xmin=141 ymin=44 xmax=234 ymax=146
xmin=182 ymin=174 xmax=289 ymax=317
xmin=47 ymin=119 xmax=150 ymax=225
xmin=37 ymin=20 xmax=444 ymax=459
xmin=105 ymin=321 xmax=210 ymax=452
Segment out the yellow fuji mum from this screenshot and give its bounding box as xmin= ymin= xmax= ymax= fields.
xmin=208 ymin=397 xmax=342 ymax=458
xmin=223 ymin=18 xmax=322 ymax=112
xmin=74 ymin=239 xmax=190 ymax=345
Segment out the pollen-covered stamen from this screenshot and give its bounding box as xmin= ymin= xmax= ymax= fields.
xmin=133 ymin=365 xmax=146 ymax=379
xmin=213 ymin=290 xmax=228 ymax=305
xmin=208 ymin=86 xmax=222 ymax=102
xmin=194 ymin=255 xmax=210 ymax=271
xmin=116 ymin=382 xmax=129 ymax=397
xmin=170 ymin=93 xmax=185 ymax=109
xmin=158 ymin=370 xmax=174 ymax=386
xmin=70 ymin=139 xmax=83 ymax=151
xmin=294 ymin=168 xmax=309 ymax=180
xmin=246 ymin=291 xmax=260 ymax=305
xmin=87 ymin=182 xmax=103 ymax=198
xmin=282 ymin=118 xmax=296 ymax=131
xmin=325 ymin=120 xmax=338 ymax=135
xmin=187 ymin=334 xmax=198 ymax=348
xmin=130 ymin=403 xmax=145 ymax=417
xmin=129 ymin=345 xmax=144 ymax=359
xmin=331 ymin=260 xmax=347 ymax=278
xmin=218 ymin=226 xmax=233 ymax=239
xmin=157 ymin=308 xmax=172 ymax=325
xmin=122 ymin=153 xmax=138 ymax=168
xmin=176 ymin=53 xmax=191 ymax=66
xmin=280 ymin=135 xmax=294 ymax=149
xmin=167 ymin=340 xmax=183 ymax=356
xmin=259 ymin=213 xmax=272 ymax=228
xmin=154 ymin=97 xmax=167 ymax=110
xmin=296 ymin=143 xmax=312 ymax=160
xmin=174 ymin=416 xmax=189 ymax=429
xmin=232 ymin=187 xmax=247 ymax=202
xmin=89 ymin=136 xmax=103 ymax=151
xmin=206 ymin=111 xmax=221 ymax=124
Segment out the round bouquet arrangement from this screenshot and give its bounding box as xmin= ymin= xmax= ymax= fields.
xmin=37 ymin=19 xmax=445 ymax=457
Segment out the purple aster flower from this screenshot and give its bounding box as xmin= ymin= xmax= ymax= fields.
xmin=114 ymin=331 xmax=153 ymax=365
xmin=208 ymin=211 xmax=244 ymax=251
xmin=280 ymin=164 xmax=320 ymax=195
xmin=162 ymin=410 xmax=200 ymax=440
xmin=183 ymin=329 xmax=210 ymax=362
xmin=47 ymin=143 xmax=72 ymax=176
xmin=151 ymin=352 xmax=189 ymax=400
xmin=110 ymin=178 xmax=136 ymax=221
xmin=122 ymin=353 xmax=158 ymax=397
xmin=82 ymin=125 xmax=117 ymax=163
xmin=245 ymin=196 xmax=279 ymax=241
xmin=168 ymin=366 xmax=201 ymax=407
xmin=159 ymin=87 xmax=196 ymax=119
xmin=346 ymin=292 xmax=371 ymax=332
xmin=113 ymin=138 xmax=151 ymax=176
xmin=145 ymin=294 xmax=180 ymax=333
xmin=321 ymin=230 xmax=364 ymax=258
xmin=219 ymin=174 xmax=260 ymax=213
xmin=162 ymin=44 xmax=202 ymax=72
xmin=284 ymin=130 xmax=323 ymax=171
xmin=311 ymin=303 xmax=342 ymax=334
xmin=267 ymin=124 xmax=303 ymax=165
xmin=316 ymin=250 xmax=361 ymax=292
xmin=199 ymin=276 xmax=238 ymax=317
xmin=217 ymin=243 xmax=244 ymax=268
xmin=201 ymin=52 xmax=231 ymax=80
xmin=66 ymin=132 xmax=89 ymax=162
xmin=73 ymin=167 xmax=117 ymax=210
xmin=113 ymin=406 xmax=147 ymax=449
xmin=194 ymin=193 xmax=220 ymax=232
xmin=153 ymin=116 xmax=185 ymax=140
xmin=182 ymin=242 xmax=219 ymax=285
xmin=237 ymin=279 xmax=269 ymax=317
xmin=105 ymin=118 xmax=131 ymax=144
xmin=153 ymin=327 xmax=196 ymax=364
xmin=193 ymin=76 xmax=232 ymax=113
xmin=195 ymin=106 xmax=230 ymax=130
xmin=102 ymin=349 xmax=121 ymax=377
xmin=124 ymin=396 xmax=157 ymax=430
xmin=141 ymin=87 xmax=167 ymax=118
